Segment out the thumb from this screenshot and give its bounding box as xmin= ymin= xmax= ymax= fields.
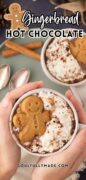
xmin=64 ymin=129 xmax=86 ymax=164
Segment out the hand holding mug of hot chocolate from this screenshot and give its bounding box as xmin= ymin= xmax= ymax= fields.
xmin=32 ymin=90 xmax=86 ymax=180
xmin=0 ymin=82 xmax=43 ymax=180
xmin=0 ymin=82 xmax=86 ymax=180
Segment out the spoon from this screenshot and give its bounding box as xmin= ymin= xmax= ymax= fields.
xmin=9 ymin=69 xmax=30 ymax=90
xmin=0 ymin=64 xmax=11 ymax=90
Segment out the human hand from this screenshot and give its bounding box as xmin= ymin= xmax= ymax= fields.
xmin=32 ymin=90 xmax=86 ymax=180
xmin=0 ymin=81 xmax=43 ymax=180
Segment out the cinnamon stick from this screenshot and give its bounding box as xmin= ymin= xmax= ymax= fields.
xmin=2 ymin=41 xmax=42 ymax=57
xmin=4 ymin=40 xmax=41 ymax=60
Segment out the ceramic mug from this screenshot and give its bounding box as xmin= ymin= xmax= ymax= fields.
xmin=10 ymin=88 xmax=86 ymax=157
xmin=41 ymin=30 xmax=86 ymax=107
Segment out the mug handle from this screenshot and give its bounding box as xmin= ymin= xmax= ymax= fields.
xmin=70 ymin=82 xmax=86 ymax=107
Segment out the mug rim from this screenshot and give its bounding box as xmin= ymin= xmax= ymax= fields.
xmin=41 ymin=29 xmax=86 ymax=87
xmin=10 ymin=88 xmax=79 ymax=157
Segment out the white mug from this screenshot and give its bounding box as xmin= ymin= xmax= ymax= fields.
xmin=41 ymin=29 xmax=86 ymax=107
xmin=10 ymin=88 xmax=86 ymax=157
xmin=70 ymin=83 xmax=86 ymax=107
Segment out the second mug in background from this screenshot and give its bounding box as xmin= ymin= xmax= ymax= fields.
xmin=41 ymin=29 xmax=86 ymax=107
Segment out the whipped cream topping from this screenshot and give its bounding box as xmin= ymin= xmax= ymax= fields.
xmin=24 ymin=90 xmax=75 ymax=154
xmin=46 ymin=37 xmax=86 ymax=83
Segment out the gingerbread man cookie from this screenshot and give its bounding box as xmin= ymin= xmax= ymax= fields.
xmin=12 ymin=96 xmax=51 ymax=143
xmin=4 ymin=3 xmax=27 ymax=30
xmin=69 ymin=36 xmax=86 ymax=64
